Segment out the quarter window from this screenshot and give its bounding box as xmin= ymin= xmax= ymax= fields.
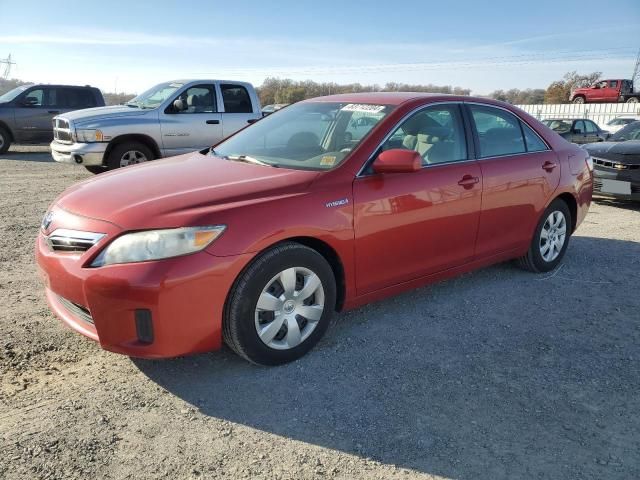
xmin=521 ymin=122 xmax=548 ymax=152
xmin=381 ymin=104 xmax=467 ymax=165
xmin=470 ymin=105 xmax=526 ymax=157
xmin=608 ymin=80 xmax=618 ymax=88
xmin=221 ymin=84 xmax=252 ymax=113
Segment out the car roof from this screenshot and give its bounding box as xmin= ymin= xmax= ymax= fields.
xmin=303 ymin=92 xmax=488 ymax=106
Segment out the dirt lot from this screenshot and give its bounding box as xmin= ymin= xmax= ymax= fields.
xmin=1 ymin=145 xmax=639 ymax=480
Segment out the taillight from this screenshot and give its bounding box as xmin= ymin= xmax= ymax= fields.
xmin=585 ymin=155 xmax=593 ymax=172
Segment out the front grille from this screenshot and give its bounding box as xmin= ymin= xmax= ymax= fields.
xmin=593 ymin=157 xmax=640 ymax=170
xmin=58 ymin=296 xmax=94 ymax=324
xmin=594 ymin=179 xmax=640 ymax=195
xmin=53 ymin=117 xmax=73 ymax=144
xmin=45 ymin=229 xmax=105 ymax=253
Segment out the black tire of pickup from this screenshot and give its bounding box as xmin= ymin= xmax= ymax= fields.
xmin=572 ymin=96 xmax=585 ymax=104
xmin=106 ymin=141 xmax=154 ymax=170
xmin=625 ymin=96 xmax=639 ymax=104
xmin=0 ymin=126 xmax=11 ymax=154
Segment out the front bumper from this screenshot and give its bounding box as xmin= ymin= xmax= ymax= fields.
xmin=593 ymin=166 xmax=640 ymax=201
xmin=36 ymin=220 xmax=253 ymax=358
xmin=50 ymin=141 xmax=107 ymax=166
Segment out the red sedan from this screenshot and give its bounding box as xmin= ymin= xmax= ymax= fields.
xmin=36 ymin=93 xmax=593 ymax=365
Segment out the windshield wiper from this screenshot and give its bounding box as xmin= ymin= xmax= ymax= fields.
xmin=226 ymin=155 xmax=278 ymax=167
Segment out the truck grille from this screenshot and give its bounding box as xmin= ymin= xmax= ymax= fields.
xmin=53 ymin=118 xmax=73 ymax=144
xmin=593 ymin=157 xmax=640 ymax=170
xmin=58 ymin=296 xmax=94 ymax=324
xmin=45 ymin=229 xmax=105 ymax=253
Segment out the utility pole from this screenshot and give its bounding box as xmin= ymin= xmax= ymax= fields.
xmin=632 ymin=48 xmax=640 ymax=87
xmin=0 ymin=54 xmax=16 ymax=80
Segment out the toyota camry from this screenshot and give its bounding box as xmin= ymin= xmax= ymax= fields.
xmin=36 ymin=93 xmax=593 ymax=365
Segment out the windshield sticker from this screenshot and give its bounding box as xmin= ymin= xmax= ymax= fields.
xmin=169 ymin=83 xmax=184 ymax=88
xmin=320 ymin=155 xmax=337 ymax=166
xmin=341 ymin=104 xmax=385 ymax=114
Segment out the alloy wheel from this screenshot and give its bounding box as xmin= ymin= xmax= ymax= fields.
xmin=119 ymin=150 xmax=149 ymax=167
xmin=539 ymin=210 xmax=567 ymax=262
xmin=254 ymin=266 xmax=325 ymax=350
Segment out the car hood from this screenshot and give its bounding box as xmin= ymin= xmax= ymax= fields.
xmin=584 ymin=141 xmax=640 ymax=164
xmin=60 ymin=105 xmax=152 ymax=124
xmin=54 ymin=152 xmax=320 ymax=230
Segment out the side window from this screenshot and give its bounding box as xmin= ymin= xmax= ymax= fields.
xmin=381 ymin=104 xmax=467 ymax=165
xmin=174 ymin=86 xmax=216 ymax=113
xmin=221 ymin=84 xmax=252 ymax=113
xmin=521 ymin=122 xmax=548 ymax=152
xmin=470 ymin=105 xmax=526 ymax=157
xmin=584 ymin=121 xmax=598 ymax=134
xmin=573 ymin=120 xmax=585 ymax=133
xmin=609 ymin=80 xmax=618 ymax=88
xmin=21 ymin=88 xmax=44 ymax=107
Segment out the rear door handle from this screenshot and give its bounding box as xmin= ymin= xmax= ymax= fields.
xmin=48 ymin=110 xmax=60 ymax=114
xmin=206 ymin=119 xmax=220 ymax=125
xmin=457 ymin=175 xmax=480 ymax=189
xmin=542 ymin=161 xmax=558 ymax=172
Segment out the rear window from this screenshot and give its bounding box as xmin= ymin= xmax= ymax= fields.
xmin=221 ymin=84 xmax=252 ymax=113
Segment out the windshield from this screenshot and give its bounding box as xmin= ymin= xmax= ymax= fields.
xmin=212 ymin=101 xmax=394 ymax=170
xmin=607 ymin=118 xmax=636 ymax=126
xmin=543 ymin=119 xmax=572 ymax=133
xmin=0 ymin=85 xmax=32 ymax=103
xmin=610 ymin=121 xmax=640 ymax=141
xmin=126 ymin=82 xmax=183 ymax=109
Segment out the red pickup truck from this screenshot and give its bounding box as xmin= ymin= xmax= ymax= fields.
xmin=570 ymin=79 xmax=639 ymax=104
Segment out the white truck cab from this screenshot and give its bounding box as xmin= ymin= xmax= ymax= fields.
xmin=50 ymin=80 xmax=262 ymax=173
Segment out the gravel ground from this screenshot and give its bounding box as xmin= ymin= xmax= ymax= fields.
xmin=1 ymin=145 xmax=639 ymax=480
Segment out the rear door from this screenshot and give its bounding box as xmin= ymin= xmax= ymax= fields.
xmin=159 ymin=84 xmax=223 ymax=156
xmin=571 ymin=120 xmax=588 ymax=144
xmin=602 ymin=80 xmax=620 ymax=103
xmin=353 ymin=103 xmax=482 ymax=294
xmin=219 ymin=83 xmax=259 ymax=138
xmin=466 ymin=103 xmax=560 ymax=258
xmin=583 ymin=120 xmax=602 ymax=143
xmin=13 ymin=87 xmax=57 ymax=143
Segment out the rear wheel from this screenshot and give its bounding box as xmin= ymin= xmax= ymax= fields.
xmin=0 ymin=127 xmax=11 ymax=154
xmin=84 ymin=165 xmax=107 ymax=174
xmin=517 ymin=199 xmax=572 ymax=273
xmin=626 ymin=96 xmax=639 ymax=104
xmin=223 ymin=242 xmax=336 ymax=365
xmin=106 ymin=142 xmax=154 ymax=170
xmin=572 ymin=96 xmax=585 ymax=104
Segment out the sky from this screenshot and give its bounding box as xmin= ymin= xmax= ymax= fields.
xmin=1 ymin=0 xmax=639 ymax=95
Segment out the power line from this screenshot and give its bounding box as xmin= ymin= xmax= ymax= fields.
xmin=0 ymin=54 xmax=16 ymax=79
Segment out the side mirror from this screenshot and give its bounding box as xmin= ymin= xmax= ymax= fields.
xmin=172 ymin=98 xmax=186 ymax=112
xmin=373 ymin=149 xmax=422 ymax=174
xmin=21 ymin=96 xmax=39 ymax=106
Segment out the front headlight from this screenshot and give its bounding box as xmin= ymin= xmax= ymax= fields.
xmin=75 ymin=129 xmax=104 ymax=143
xmin=91 ymin=226 xmax=226 ymax=266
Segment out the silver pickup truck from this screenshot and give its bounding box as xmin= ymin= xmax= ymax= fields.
xmin=50 ymin=79 xmax=262 ymax=173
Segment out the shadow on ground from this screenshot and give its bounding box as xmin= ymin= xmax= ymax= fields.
xmin=593 ymin=196 xmax=640 ymax=212
xmin=2 ymin=146 xmax=52 ymax=163
xmin=135 ymin=236 xmax=640 ymax=479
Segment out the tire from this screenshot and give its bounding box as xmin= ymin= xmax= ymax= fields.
xmin=517 ymin=199 xmax=572 ymax=273
xmin=572 ymin=96 xmax=585 ymax=104
xmin=626 ymin=96 xmax=639 ymax=104
xmin=106 ymin=141 xmax=154 ymax=170
xmin=84 ymin=165 xmax=107 ymax=174
xmin=0 ymin=126 xmax=11 ymax=154
xmin=224 ymin=242 xmax=336 ymax=365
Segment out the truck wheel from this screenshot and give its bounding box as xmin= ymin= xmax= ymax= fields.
xmin=626 ymin=97 xmax=639 ymax=104
xmin=106 ymin=142 xmax=154 ymax=170
xmin=0 ymin=127 xmax=11 ymax=154
xmin=572 ymin=96 xmax=585 ymax=104
xmin=84 ymin=166 xmax=107 ymax=174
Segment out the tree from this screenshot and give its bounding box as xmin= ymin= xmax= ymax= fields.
xmin=543 ymin=71 xmax=601 ymax=104
xmin=488 ymin=88 xmax=545 ymax=105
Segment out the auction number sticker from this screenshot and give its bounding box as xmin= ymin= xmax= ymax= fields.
xmin=341 ymin=104 xmax=385 ymax=114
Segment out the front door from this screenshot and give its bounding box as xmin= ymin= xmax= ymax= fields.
xmin=466 ymin=104 xmax=561 ymax=258
xmin=13 ymin=87 xmax=57 ymax=143
xmin=353 ymin=103 xmax=482 ymax=295
xmin=160 ymin=84 xmax=223 ymax=157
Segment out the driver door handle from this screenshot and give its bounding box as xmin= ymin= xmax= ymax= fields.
xmin=206 ymin=119 xmax=220 ymax=125
xmin=458 ymin=175 xmax=479 ymax=189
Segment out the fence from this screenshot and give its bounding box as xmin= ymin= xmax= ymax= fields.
xmin=515 ymin=103 xmax=640 ymax=128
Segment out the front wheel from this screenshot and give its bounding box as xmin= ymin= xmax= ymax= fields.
xmin=106 ymin=141 xmax=154 ymax=170
xmin=572 ymin=96 xmax=585 ymax=104
xmin=224 ymin=242 xmax=336 ymax=365
xmin=0 ymin=127 xmax=11 ymax=154
xmin=517 ymin=199 xmax=572 ymax=273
